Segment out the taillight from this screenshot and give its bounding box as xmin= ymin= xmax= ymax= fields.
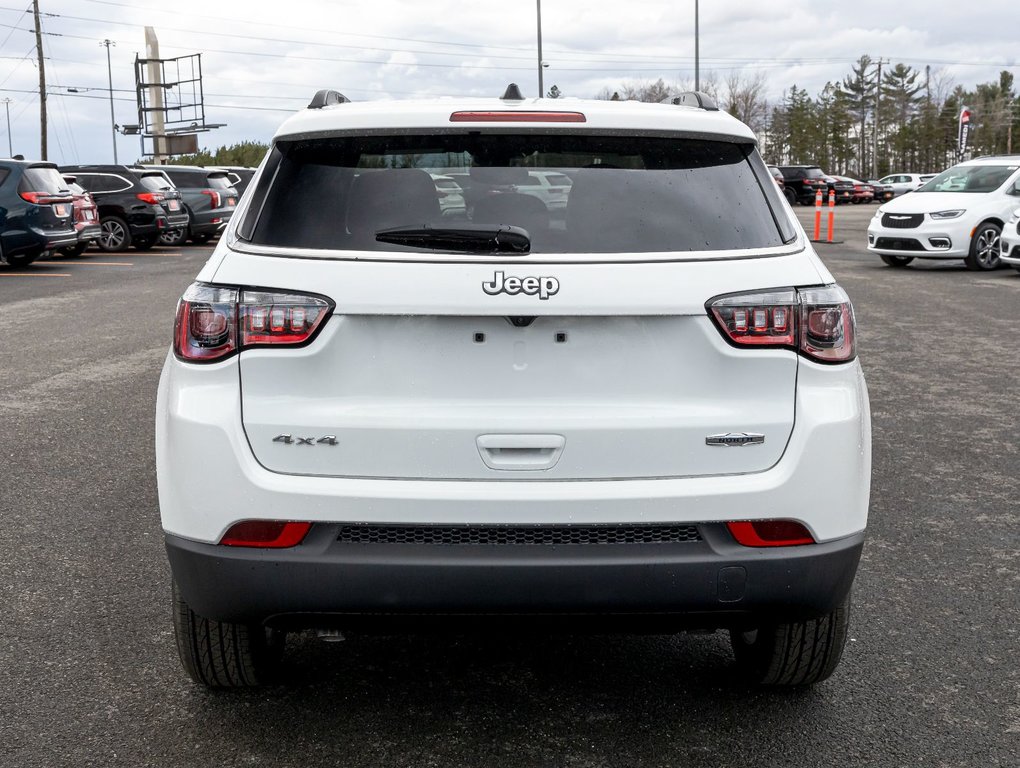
xmin=20 ymin=191 xmax=68 ymax=204
xmin=708 ymin=285 xmax=856 ymax=364
xmin=201 ymin=189 xmax=222 ymax=208
xmin=173 ymin=282 xmax=333 ymax=363
xmin=449 ymin=111 xmax=587 ymax=122
xmin=136 ymin=192 xmax=164 ymax=204
xmin=726 ymin=520 xmax=815 ymax=547
xmin=220 ymin=520 xmax=312 ymax=548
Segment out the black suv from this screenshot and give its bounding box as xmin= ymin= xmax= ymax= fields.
xmin=60 ymin=165 xmax=188 ymax=252
xmin=142 ymin=166 xmax=238 ymax=244
xmin=778 ymin=165 xmax=853 ymax=206
xmin=0 ymin=160 xmax=76 ymax=266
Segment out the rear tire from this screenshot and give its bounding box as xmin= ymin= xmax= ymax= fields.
xmin=159 ymin=228 xmax=188 ymax=247
xmin=98 ymin=216 xmax=132 ymax=252
xmin=964 ymin=222 xmax=1001 ymax=271
xmin=172 ymin=580 xmax=284 ymax=688
xmin=880 ymin=254 xmax=914 ymax=267
xmin=4 ymin=252 xmax=38 ymax=267
xmin=133 ymin=235 xmax=157 ymax=251
xmin=730 ymin=597 xmax=850 ymax=686
xmin=190 ymin=232 xmax=213 ymax=245
xmin=783 ymin=188 xmax=796 ymax=206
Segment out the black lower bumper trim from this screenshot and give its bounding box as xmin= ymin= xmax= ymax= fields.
xmin=166 ymin=524 xmax=864 ymax=630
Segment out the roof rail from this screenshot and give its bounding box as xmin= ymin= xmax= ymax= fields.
xmin=501 ymin=83 xmax=525 ymax=101
xmin=308 ymin=90 xmax=351 ymax=109
xmin=665 ymin=91 xmax=719 ymax=111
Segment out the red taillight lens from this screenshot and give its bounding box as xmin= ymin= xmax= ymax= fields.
xmin=709 ymin=289 xmax=797 ymax=347
xmin=708 ymin=285 xmax=856 ymax=363
xmin=239 ymin=289 xmax=331 ymax=346
xmin=20 ymin=190 xmax=70 ymax=204
xmin=201 ymin=189 xmax=222 ymax=208
xmin=136 ymin=192 xmax=164 ymax=204
xmin=220 ymin=520 xmax=312 ymax=548
xmin=174 ymin=284 xmax=237 ymax=362
xmin=726 ymin=520 xmax=815 ymax=547
xmin=173 ymin=282 xmax=333 ymax=363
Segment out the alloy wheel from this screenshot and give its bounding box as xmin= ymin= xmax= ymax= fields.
xmin=974 ymin=227 xmax=1001 ymax=269
xmin=100 ymin=220 xmax=127 ymax=250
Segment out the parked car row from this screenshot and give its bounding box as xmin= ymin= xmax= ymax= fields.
xmin=767 ymin=164 xmax=943 ymax=207
xmin=0 ymin=159 xmax=256 ymax=266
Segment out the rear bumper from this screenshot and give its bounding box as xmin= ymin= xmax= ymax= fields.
xmin=190 ymin=209 xmax=233 ymax=235
xmin=166 ymin=526 xmax=864 ymax=628
xmin=75 ymin=223 xmax=101 ymax=244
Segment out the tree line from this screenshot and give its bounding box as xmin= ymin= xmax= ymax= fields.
xmin=594 ymin=57 xmax=1019 ymax=178
xmin=170 ymin=61 xmax=1019 ymax=180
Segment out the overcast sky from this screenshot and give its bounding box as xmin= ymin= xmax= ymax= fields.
xmin=1 ymin=0 xmax=1017 ymax=164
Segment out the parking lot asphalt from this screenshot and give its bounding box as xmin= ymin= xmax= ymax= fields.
xmin=2 ymin=214 xmax=1018 ymax=767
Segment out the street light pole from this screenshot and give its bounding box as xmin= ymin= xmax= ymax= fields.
xmin=1 ymin=98 xmax=11 ymax=157
xmin=536 ymin=0 xmax=544 ymax=98
xmin=694 ymin=0 xmax=700 ymax=91
xmin=101 ymin=39 xmax=118 ymax=164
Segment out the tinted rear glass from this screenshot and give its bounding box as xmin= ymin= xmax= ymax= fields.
xmin=138 ymin=173 xmax=173 ymax=191
xmin=19 ymin=167 xmax=69 ymax=194
xmin=206 ymin=174 xmax=234 ymax=190
xmin=246 ymin=134 xmax=790 ymax=253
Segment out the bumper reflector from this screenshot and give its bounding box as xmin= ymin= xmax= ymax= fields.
xmin=220 ymin=521 xmax=312 ymax=548
xmin=726 ymin=520 xmax=815 ymax=547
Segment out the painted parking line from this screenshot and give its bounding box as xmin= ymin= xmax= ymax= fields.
xmin=45 ymin=261 xmax=134 ymax=266
xmin=0 ymin=272 xmax=72 ymax=278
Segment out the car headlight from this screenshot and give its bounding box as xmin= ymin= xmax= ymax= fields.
xmin=874 ymin=208 xmax=884 ymax=218
xmin=1007 ymin=207 xmax=1020 ymax=225
xmin=929 ymin=209 xmax=965 ymax=220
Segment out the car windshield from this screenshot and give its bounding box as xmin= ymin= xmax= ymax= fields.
xmin=804 ymin=168 xmax=826 ymax=179
xmin=245 ymin=134 xmax=793 ymax=253
xmin=916 ymin=165 xmax=1017 ymax=193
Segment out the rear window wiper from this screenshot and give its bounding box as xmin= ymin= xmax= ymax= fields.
xmin=375 ymin=224 xmax=530 ymax=254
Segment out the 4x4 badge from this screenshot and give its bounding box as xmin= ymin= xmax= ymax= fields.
xmin=273 ymin=434 xmax=338 ymax=446
xmin=705 ymin=432 xmax=765 ymax=447
xmin=483 ymin=271 xmax=559 ymax=300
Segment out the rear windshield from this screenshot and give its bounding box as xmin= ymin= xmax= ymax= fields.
xmin=19 ymin=167 xmax=69 ymax=194
xmin=164 ymin=170 xmax=233 ymax=190
xmin=244 ymin=134 xmax=793 ymax=253
xmin=137 ymin=173 xmax=173 ymax=192
xmin=916 ymin=165 xmax=1018 ymax=193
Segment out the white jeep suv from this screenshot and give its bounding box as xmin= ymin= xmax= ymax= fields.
xmin=156 ymin=87 xmax=871 ymax=688
xmin=867 ymin=157 xmax=1020 ymax=270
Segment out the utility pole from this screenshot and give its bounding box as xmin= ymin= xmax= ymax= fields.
xmin=871 ymin=58 xmax=885 ymax=180
xmin=536 ymin=0 xmax=544 ymax=98
xmin=1 ymin=98 xmax=11 ymax=157
xmin=32 ymin=0 xmax=46 ymax=159
xmin=694 ymin=0 xmax=700 ymax=91
xmin=101 ymin=39 xmax=118 ymax=163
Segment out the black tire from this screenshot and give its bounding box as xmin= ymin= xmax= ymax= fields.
xmin=159 ymin=228 xmax=188 ymax=247
xmin=880 ymin=254 xmax=914 ymax=267
xmin=190 ymin=232 xmax=213 ymax=245
xmin=173 ymin=580 xmax=284 ymax=688
xmin=133 ymin=234 xmax=157 ymax=251
xmin=4 ymin=252 xmax=38 ymax=267
xmin=98 ymin=216 xmax=132 ymax=252
xmin=783 ymin=188 xmax=796 ymax=206
xmin=59 ymin=243 xmax=89 ymax=258
xmin=730 ymin=597 xmax=850 ymax=686
xmin=964 ymin=221 xmax=1001 ymax=271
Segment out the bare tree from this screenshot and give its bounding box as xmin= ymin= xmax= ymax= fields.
xmin=723 ymin=71 xmax=770 ymax=134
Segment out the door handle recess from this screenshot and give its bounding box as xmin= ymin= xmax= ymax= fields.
xmin=476 ymin=434 xmax=565 ymax=471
